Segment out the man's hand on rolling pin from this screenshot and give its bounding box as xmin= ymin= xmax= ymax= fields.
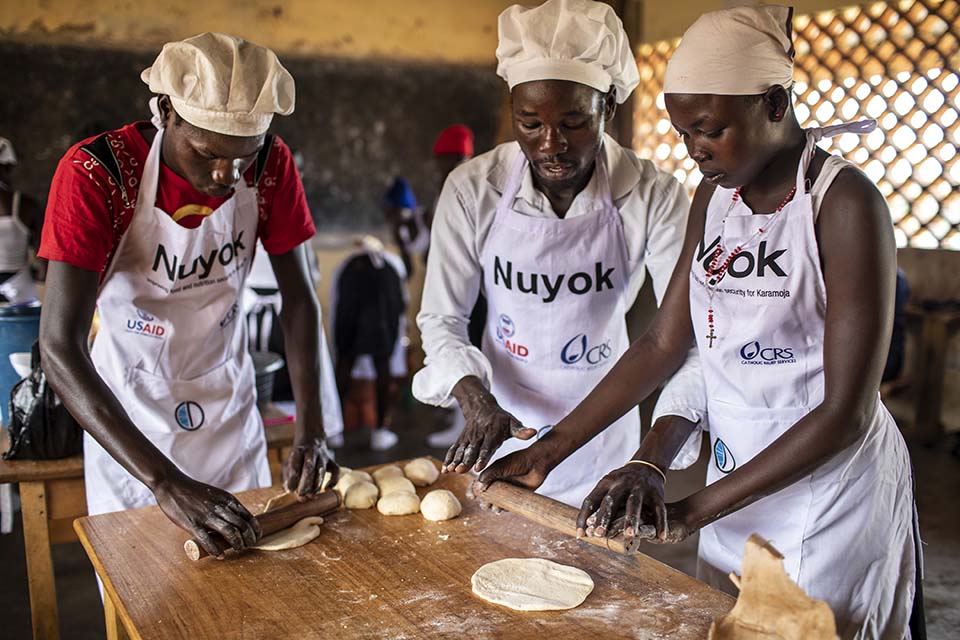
xmin=283 ymin=436 xmax=339 ymax=500
xmin=445 ymin=376 xmax=536 ymax=473
xmin=154 ymin=472 xmax=261 ymax=560
xmin=575 ymin=463 xmax=694 ymax=543
xmin=475 ymin=445 xmax=552 ymax=493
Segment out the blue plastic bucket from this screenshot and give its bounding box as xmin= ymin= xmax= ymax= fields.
xmin=0 ymin=303 xmax=41 ymax=424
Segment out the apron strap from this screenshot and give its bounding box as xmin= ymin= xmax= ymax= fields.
xmin=497 ymin=151 xmax=529 ymax=214
xmin=798 ymin=119 xmax=877 ymax=192
xmin=594 ymin=147 xmax=614 ymax=210
xmin=149 ymin=97 xmax=164 ymax=131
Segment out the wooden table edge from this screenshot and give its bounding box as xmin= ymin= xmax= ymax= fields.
xmin=74 ymin=518 xmax=142 ymax=640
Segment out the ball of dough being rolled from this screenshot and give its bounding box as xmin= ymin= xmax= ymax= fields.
xmin=378 ymin=476 xmax=416 ymax=496
xmin=372 ymin=465 xmax=404 ymax=482
xmin=377 ymin=491 xmax=421 ymax=516
xmin=420 ymin=490 xmax=461 ymax=521
xmin=252 ymin=516 xmax=325 ymax=551
xmin=404 ymin=458 xmax=440 ymax=487
xmin=343 ymin=481 xmax=379 ymax=509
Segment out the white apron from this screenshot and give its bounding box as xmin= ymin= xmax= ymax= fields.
xmin=85 ymin=128 xmax=271 ymax=516
xmin=482 ymin=152 xmax=639 ymax=507
xmin=690 ymin=125 xmax=917 ymax=639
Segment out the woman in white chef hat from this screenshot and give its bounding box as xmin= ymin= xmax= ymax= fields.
xmin=416 ymin=0 xmax=704 ymax=508
xmin=480 ymin=6 xmax=922 ymax=638
xmin=39 ymin=34 xmax=339 ymax=559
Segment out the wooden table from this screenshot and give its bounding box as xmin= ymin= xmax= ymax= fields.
xmin=0 ymin=445 xmax=84 ymax=640
xmin=76 ymin=461 xmax=733 ymax=640
xmin=0 ymin=407 xmax=296 ymax=640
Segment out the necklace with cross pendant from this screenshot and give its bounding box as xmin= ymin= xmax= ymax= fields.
xmin=705 ymin=327 xmax=717 ymax=348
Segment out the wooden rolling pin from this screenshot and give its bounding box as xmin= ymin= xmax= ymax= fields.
xmin=184 ymin=490 xmax=341 ymax=561
xmin=477 ymin=480 xmax=656 ymax=555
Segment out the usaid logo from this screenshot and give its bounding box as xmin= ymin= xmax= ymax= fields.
xmin=561 ymin=334 xmax=612 ymax=367
xmin=496 ymin=314 xmax=515 ymax=340
xmin=126 ymin=308 xmax=165 ymax=339
xmin=739 ymin=341 xmax=795 ymax=365
xmin=494 ymin=314 xmax=529 ymax=360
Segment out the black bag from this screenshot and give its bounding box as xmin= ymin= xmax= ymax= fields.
xmin=3 ymin=341 xmax=83 ymax=460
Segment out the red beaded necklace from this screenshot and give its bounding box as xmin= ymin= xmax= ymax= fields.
xmin=703 ymin=184 xmax=797 ymax=348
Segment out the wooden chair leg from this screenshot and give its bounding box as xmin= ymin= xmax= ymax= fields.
xmin=20 ymin=480 xmax=60 ymax=640
xmin=103 ymin=590 xmax=130 ymax=640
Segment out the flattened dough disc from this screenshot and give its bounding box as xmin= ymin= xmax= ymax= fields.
xmin=252 ymin=516 xmax=325 ymax=551
xmin=471 ymin=558 xmax=594 ymax=611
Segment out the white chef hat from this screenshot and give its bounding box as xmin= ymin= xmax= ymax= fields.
xmin=141 ymin=33 xmax=295 ymax=137
xmin=664 ymin=5 xmax=795 ymax=96
xmin=496 ymin=0 xmax=640 ymax=104
xmin=0 ymin=138 xmax=16 ymax=166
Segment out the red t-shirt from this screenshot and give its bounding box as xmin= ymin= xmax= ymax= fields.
xmin=39 ymin=122 xmax=316 ymax=274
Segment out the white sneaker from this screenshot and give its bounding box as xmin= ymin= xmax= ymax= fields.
xmin=427 ymin=411 xmax=466 ymax=449
xmin=326 ymin=432 xmax=345 ymax=448
xmin=370 ymin=428 xmax=399 ymax=451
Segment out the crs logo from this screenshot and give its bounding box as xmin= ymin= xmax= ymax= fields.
xmin=739 ymin=341 xmax=796 ymax=365
xmin=561 ymin=334 xmax=612 ymax=367
xmin=174 ymin=401 xmax=205 ymax=431
xmin=494 ymin=314 xmax=529 ymax=360
xmin=126 ymin=308 xmax=165 ymax=339
xmin=219 ymin=302 xmax=239 ymax=329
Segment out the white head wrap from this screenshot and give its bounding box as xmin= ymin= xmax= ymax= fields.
xmin=0 ymin=138 xmax=16 ymax=166
xmin=141 ymin=33 xmax=295 ymax=136
xmin=664 ymin=5 xmax=795 ymax=96
xmin=496 ymin=0 xmax=640 ymax=104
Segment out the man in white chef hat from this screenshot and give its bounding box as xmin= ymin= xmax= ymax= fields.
xmin=39 ymin=33 xmax=340 ymax=559
xmin=416 ymin=0 xmax=703 ymax=507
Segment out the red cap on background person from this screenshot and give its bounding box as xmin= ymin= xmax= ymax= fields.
xmin=433 ymin=125 xmax=475 ymax=158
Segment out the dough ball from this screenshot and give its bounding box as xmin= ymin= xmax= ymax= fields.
xmin=343 ymin=481 xmax=379 ymax=509
xmin=372 ymin=465 xmax=404 ymax=482
xmin=378 ymin=476 xmax=416 ymax=496
xmin=377 ymin=491 xmax=421 ymax=516
xmin=471 ymin=558 xmax=594 ymax=611
xmin=420 ymin=490 xmax=461 ymax=521
xmin=335 ymin=470 xmax=372 ymax=496
xmin=350 ymin=469 xmax=373 ymax=483
xmin=404 ymin=458 xmax=440 ymax=487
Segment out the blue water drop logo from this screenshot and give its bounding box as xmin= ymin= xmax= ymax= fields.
xmin=714 ymin=438 xmax=736 ymax=473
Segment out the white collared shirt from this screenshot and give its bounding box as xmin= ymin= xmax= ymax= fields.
xmin=413 ymin=134 xmax=706 ymax=451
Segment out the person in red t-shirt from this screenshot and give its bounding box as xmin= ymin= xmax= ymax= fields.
xmin=38 ymin=33 xmax=339 ymax=560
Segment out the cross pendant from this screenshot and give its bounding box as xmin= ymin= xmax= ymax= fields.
xmin=706 ymin=329 xmax=717 ymax=348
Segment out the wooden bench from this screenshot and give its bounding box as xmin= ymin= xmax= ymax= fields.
xmin=0 ymin=407 xmax=296 ymax=640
